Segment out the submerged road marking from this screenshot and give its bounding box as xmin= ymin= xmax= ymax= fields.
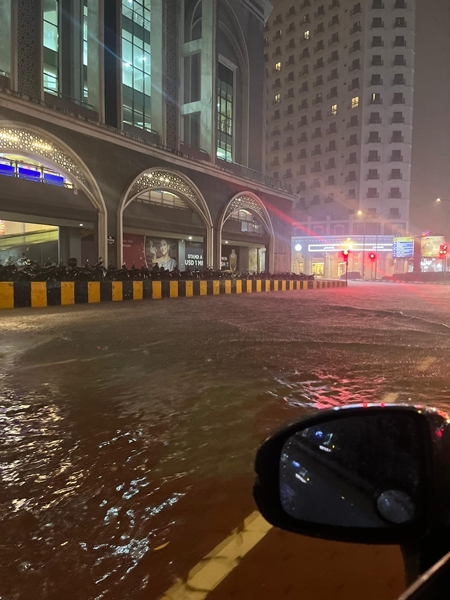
xmin=17 ymin=342 xmax=166 ymax=371
xmin=159 ymin=511 xmax=272 ymax=600
xmin=19 ymin=353 xmax=117 ymax=370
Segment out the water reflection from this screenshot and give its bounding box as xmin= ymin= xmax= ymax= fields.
xmin=2 ymin=342 xmax=450 ymax=599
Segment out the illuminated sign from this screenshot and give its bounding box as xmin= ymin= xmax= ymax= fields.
xmin=421 ymin=236 xmax=445 ymax=258
xmin=392 ymin=237 xmax=414 ymax=258
xmin=308 ymin=243 xmax=393 ymax=253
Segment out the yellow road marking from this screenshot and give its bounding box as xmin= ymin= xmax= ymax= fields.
xmin=159 ymin=512 xmax=272 ymax=600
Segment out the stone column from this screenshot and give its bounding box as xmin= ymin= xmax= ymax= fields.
xmin=87 ymin=0 xmax=103 ymax=115
xmin=61 ymin=0 xmax=83 ymax=103
xmin=104 ymin=0 xmax=121 ymax=128
xmin=17 ymin=0 xmax=43 ymax=100
xmin=150 ymin=0 xmax=165 ymax=141
xmin=199 ymin=0 xmax=216 ymax=160
xmin=165 ymin=0 xmax=180 ymax=150
xmin=0 ymin=0 xmax=11 ymax=78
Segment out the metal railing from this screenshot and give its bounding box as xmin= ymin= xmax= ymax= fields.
xmin=0 ymin=88 xmax=294 ymax=195
xmin=0 ymin=157 xmax=74 ymax=189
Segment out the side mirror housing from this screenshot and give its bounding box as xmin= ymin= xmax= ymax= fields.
xmin=254 ymin=405 xmax=450 ymax=545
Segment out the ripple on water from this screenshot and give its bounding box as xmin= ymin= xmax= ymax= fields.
xmin=271 ymin=366 xmax=450 ymax=413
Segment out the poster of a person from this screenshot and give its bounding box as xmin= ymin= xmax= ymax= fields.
xmin=145 ymin=237 xmax=177 ymax=271
xmin=146 ymin=240 xmax=158 ymax=264
xmin=157 ymin=239 xmax=177 ymax=271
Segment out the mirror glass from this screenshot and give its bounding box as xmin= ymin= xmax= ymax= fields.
xmin=280 ymin=412 xmax=425 ymax=528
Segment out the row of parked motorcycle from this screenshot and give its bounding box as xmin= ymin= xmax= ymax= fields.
xmin=0 ymin=257 xmax=315 ymax=283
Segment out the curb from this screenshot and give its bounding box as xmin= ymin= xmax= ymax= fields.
xmin=0 ymin=279 xmax=347 ymax=309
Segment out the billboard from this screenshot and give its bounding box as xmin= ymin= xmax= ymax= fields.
xmin=421 ymin=236 xmax=445 ymax=258
xmin=123 ymin=234 xmax=178 ymax=271
xmin=184 ymin=245 xmax=204 ymax=268
xmin=392 ymin=237 xmax=414 ymax=258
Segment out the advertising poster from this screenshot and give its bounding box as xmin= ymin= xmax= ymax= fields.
xmin=122 ymin=233 xmax=146 ymax=267
xmin=421 ymin=236 xmax=445 ymax=258
xmin=184 ymin=245 xmax=204 ymax=269
xmin=123 ymin=235 xmax=178 ymax=271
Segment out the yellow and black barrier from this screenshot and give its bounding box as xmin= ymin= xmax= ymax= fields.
xmin=0 ymin=279 xmax=347 ymax=309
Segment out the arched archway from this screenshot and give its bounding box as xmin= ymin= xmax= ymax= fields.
xmin=218 ymin=192 xmax=275 ymax=272
xmin=118 ymin=168 xmax=214 ymax=269
xmin=0 ymin=122 xmax=107 ymax=263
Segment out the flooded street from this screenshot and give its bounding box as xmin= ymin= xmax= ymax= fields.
xmin=2 ymin=282 xmax=450 ymax=600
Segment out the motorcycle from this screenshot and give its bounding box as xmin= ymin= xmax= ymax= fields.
xmin=253 ymin=404 xmax=450 ymax=599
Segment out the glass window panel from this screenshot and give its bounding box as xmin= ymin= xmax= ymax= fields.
xmin=144 ymin=73 xmax=151 ymax=95
xmin=122 ymin=0 xmax=151 ymax=130
xmin=43 ymin=1 xmax=59 ymax=93
xmin=44 ymin=23 xmax=58 ymax=52
xmin=134 ymin=70 xmax=144 ymax=92
xmin=44 ymin=3 xmax=58 ymax=26
xmin=123 ymin=66 xmax=133 ymax=87
xmin=123 ymin=39 xmax=133 ymax=65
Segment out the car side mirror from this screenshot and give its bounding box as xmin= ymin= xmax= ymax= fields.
xmin=254 ymin=405 xmax=450 ymax=545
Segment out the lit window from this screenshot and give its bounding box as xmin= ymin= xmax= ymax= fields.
xmin=275 ymin=62 xmax=281 ymax=71
xmin=351 ymin=96 xmax=359 ymax=108
xmin=217 ymin=63 xmax=234 ymax=162
xmin=43 ymin=0 xmax=59 ymax=94
xmin=275 ymin=93 xmax=281 ymax=102
xmin=122 ymin=0 xmax=151 ymax=131
xmin=331 ymin=104 xmax=338 ymax=115
xmin=304 ymin=30 xmax=310 ymax=39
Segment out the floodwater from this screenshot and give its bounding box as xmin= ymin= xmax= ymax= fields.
xmin=1 ymin=283 xmax=450 ymax=600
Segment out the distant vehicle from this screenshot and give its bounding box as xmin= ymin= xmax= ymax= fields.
xmin=340 ymin=271 xmax=361 ymax=280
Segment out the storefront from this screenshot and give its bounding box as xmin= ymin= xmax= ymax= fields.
xmin=219 ymin=204 xmax=272 ymax=273
xmin=220 ymin=240 xmax=267 ymax=273
xmin=0 ymin=152 xmax=98 ymax=265
xmin=120 ymin=170 xmax=213 ymax=270
xmin=291 ymin=235 xmax=401 ymax=280
xmin=122 ymin=189 xmax=207 ymax=270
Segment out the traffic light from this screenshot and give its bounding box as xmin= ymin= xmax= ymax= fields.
xmin=368 ymin=252 xmax=377 ymax=262
xmin=439 ymin=244 xmax=448 ymax=258
xmin=342 ymin=249 xmax=350 ymax=263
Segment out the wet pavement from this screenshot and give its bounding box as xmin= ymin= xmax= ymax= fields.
xmin=2 ymin=282 xmax=450 ymax=600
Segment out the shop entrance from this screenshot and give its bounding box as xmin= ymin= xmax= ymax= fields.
xmin=221 ymin=209 xmax=269 ymax=273
xmin=312 ymin=261 xmax=324 ymax=277
xmin=220 ymin=241 xmax=266 ymax=273
xmin=338 ymin=261 xmax=347 ymax=278
xmin=122 ymin=188 xmax=208 ymax=271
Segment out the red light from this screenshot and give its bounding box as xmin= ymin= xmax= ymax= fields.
xmin=342 ymin=249 xmax=350 ymax=263
xmin=368 ymin=252 xmax=376 ymax=261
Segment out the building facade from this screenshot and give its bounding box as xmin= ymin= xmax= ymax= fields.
xmin=0 ymin=0 xmax=295 ymax=274
xmin=264 ymin=0 xmax=414 ymax=278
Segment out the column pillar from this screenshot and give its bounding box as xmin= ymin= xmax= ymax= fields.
xmin=150 ymin=0 xmax=165 ymax=142
xmin=199 ymin=0 xmax=216 ymax=160
xmin=104 ymin=0 xmax=121 ymax=128
xmin=165 ymin=0 xmax=180 ymax=150
xmin=17 ymin=0 xmax=43 ymax=100
xmin=0 ymin=0 xmax=11 ymax=79
xmin=61 ymin=0 xmax=83 ymax=103
xmin=87 ymin=0 xmax=103 ymax=115
xmin=59 ymin=226 xmax=82 ymax=264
